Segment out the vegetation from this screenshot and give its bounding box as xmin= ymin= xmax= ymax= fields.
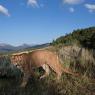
xmin=52 ymin=26 xmax=95 ymax=49
xmin=0 ymin=47 xmax=95 ymax=95
xmin=0 ymin=74 xmax=95 ymax=95
xmin=0 ymin=26 xmax=95 ymax=95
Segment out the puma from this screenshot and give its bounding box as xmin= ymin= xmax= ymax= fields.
xmin=10 ymin=50 xmax=78 ymax=87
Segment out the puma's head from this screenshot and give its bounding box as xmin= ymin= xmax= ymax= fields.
xmin=10 ymin=53 xmax=26 ymax=69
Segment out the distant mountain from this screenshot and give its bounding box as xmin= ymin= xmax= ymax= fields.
xmin=24 ymin=43 xmax=50 ymax=50
xmin=0 ymin=43 xmax=15 ymax=52
xmin=0 ymin=43 xmax=50 ymax=53
xmin=16 ymin=44 xmax=33 ymax=50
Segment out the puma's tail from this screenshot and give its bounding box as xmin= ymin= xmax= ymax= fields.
xmin=62 ymin=67 xmax=79 ymax=76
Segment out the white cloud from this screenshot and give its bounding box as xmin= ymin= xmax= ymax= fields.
xmin=63 ymin=0 xmax=84 ymax=5
xmin=85 ymin=4 xmax=95 ymax=12
xmin=27 ymin=0 xmax=38 ymax=7
xmin=0 ymin=5 xmax=10 ymax=16
xmin=69 ymin=7 xmax=75 ymax=12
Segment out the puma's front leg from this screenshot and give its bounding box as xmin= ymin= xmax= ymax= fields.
xmin=20 ymin=69 xmax=36 ymax=87
xmin=20 ymin=73 xmax=30 ymax=87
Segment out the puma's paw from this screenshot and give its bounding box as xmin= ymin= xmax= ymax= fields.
xmin=20 ymin=82 xmax=27 ymax=88
xmin=39 ymin=76 xmax=45 ymax=79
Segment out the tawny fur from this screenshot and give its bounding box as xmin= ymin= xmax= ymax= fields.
xmin=10 ymin=50 xmax=77 ymax=87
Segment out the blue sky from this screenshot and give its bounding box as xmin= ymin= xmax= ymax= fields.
xmin=0 ymin=0 xmax=95 ymax=46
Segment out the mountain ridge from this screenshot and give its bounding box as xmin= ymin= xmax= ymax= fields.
xmin=0 ymin=43 xmax=50 ymax=52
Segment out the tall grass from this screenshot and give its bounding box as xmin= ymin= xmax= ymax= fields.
xmin=58 ymin=45 xmax=95 ymax=78
xmin=0 ymin=74 xmax=95 ymax=95
xmin=0 ymin=46 xmax=95 ymax=95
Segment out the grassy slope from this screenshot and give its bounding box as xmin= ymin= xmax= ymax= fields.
xmin=0 ymin=46 xmax=95 ymax=95
xmin=52 ymin=26 xmax=95 ymax=49
xmin=0 ymin=27 xmax=95 ymax=95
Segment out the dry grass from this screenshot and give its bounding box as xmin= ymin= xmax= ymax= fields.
xmin=0 ymin=46 xmax=95 ymax=95
xmin=58 ymin=45 xmax=95 ymax=78
xmin=0 ymin=73 xmax=95 ymax=95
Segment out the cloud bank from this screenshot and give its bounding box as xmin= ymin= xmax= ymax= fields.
xmin=85 ymin=4 xmax=95 ymax=12
xmin=0 ymin=5 xmax=10 ymax=16
xmin=69 ymin=7 xmax=75 ymax=12
xmin=63 ymin=0 xmax=84 ymax=5
xmin=27 ymin=0 xmax=38 ymax=7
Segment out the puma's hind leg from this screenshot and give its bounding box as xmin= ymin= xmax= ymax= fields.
xmin=56 ymin=72 xmax=62 ymax=80
xmin=40 ymin=64 xmax=50 ymax=79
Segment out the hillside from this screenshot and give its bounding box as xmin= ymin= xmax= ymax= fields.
xmin=0 ymin=27 xmax=95 ymax=95
xmin=52 ymin=26 xmax=95 ymax=49
xmin=0 ymin=44 xmax=95 ymax=95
